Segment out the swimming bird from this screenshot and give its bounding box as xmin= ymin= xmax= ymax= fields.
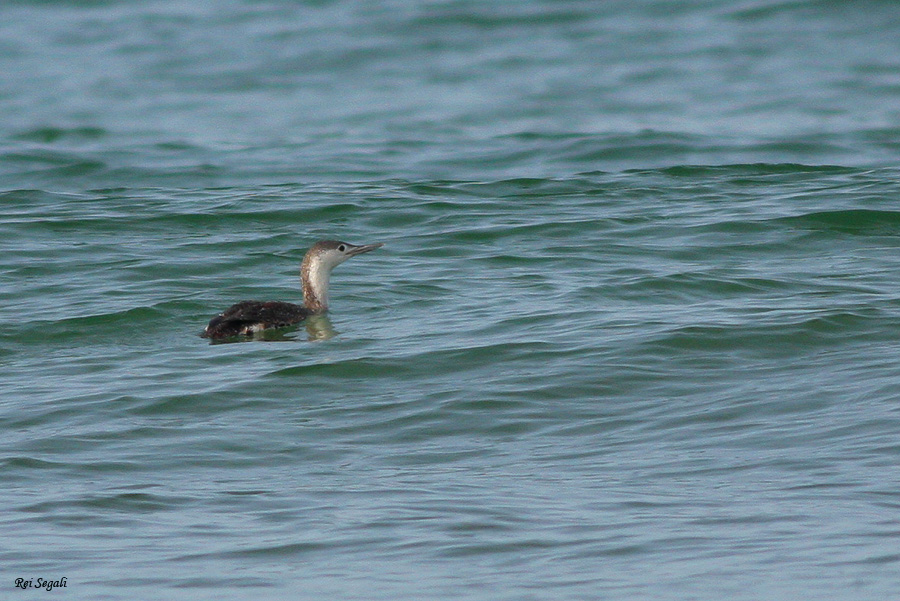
xmin=202 ymin=240 xmax=383 ymax=339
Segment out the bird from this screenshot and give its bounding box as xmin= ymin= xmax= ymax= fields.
xmin=202 ymin=240 xmax=383 ymax=339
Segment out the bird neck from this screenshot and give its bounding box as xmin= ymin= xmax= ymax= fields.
xmin=301 ymin=256 xmax=330 ymax=313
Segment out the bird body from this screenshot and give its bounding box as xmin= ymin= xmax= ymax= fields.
xmin=202 ymin=240 xmax=382 ymax=339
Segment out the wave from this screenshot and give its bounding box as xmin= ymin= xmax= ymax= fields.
xmin=777 ymin=209 xmax=900 ymax=234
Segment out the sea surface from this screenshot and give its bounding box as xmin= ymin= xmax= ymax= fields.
xmin=2 ymin=1 xmax=900 ymax=599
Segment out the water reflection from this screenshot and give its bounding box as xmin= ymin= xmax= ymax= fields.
xmin=303 ymin=314 xmax=336 ymax=341
xmin=206 ymin=314 xmax=336 ymax=343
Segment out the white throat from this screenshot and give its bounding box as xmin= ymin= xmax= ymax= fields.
xmin=305 ymin=260 xmax=331 ymax=309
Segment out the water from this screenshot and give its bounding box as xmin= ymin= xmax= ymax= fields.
xmin=2 ymin=1 xmax=900 ymax=599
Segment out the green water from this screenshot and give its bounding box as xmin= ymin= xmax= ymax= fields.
xmin=3 ymin=2 xmax=900 ymax=600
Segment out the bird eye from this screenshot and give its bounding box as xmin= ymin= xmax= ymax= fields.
xmin=338 ymin=245 xmax=346 ymax=252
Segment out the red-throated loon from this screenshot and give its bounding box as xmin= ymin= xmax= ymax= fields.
xmin=202 ymin=240 xmax=383 ymax=339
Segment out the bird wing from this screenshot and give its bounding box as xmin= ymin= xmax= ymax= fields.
xmin=204 ymin=301 xmax=310 ymax=338
xmin=220 ymin=300 xmax=311 ymax=324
